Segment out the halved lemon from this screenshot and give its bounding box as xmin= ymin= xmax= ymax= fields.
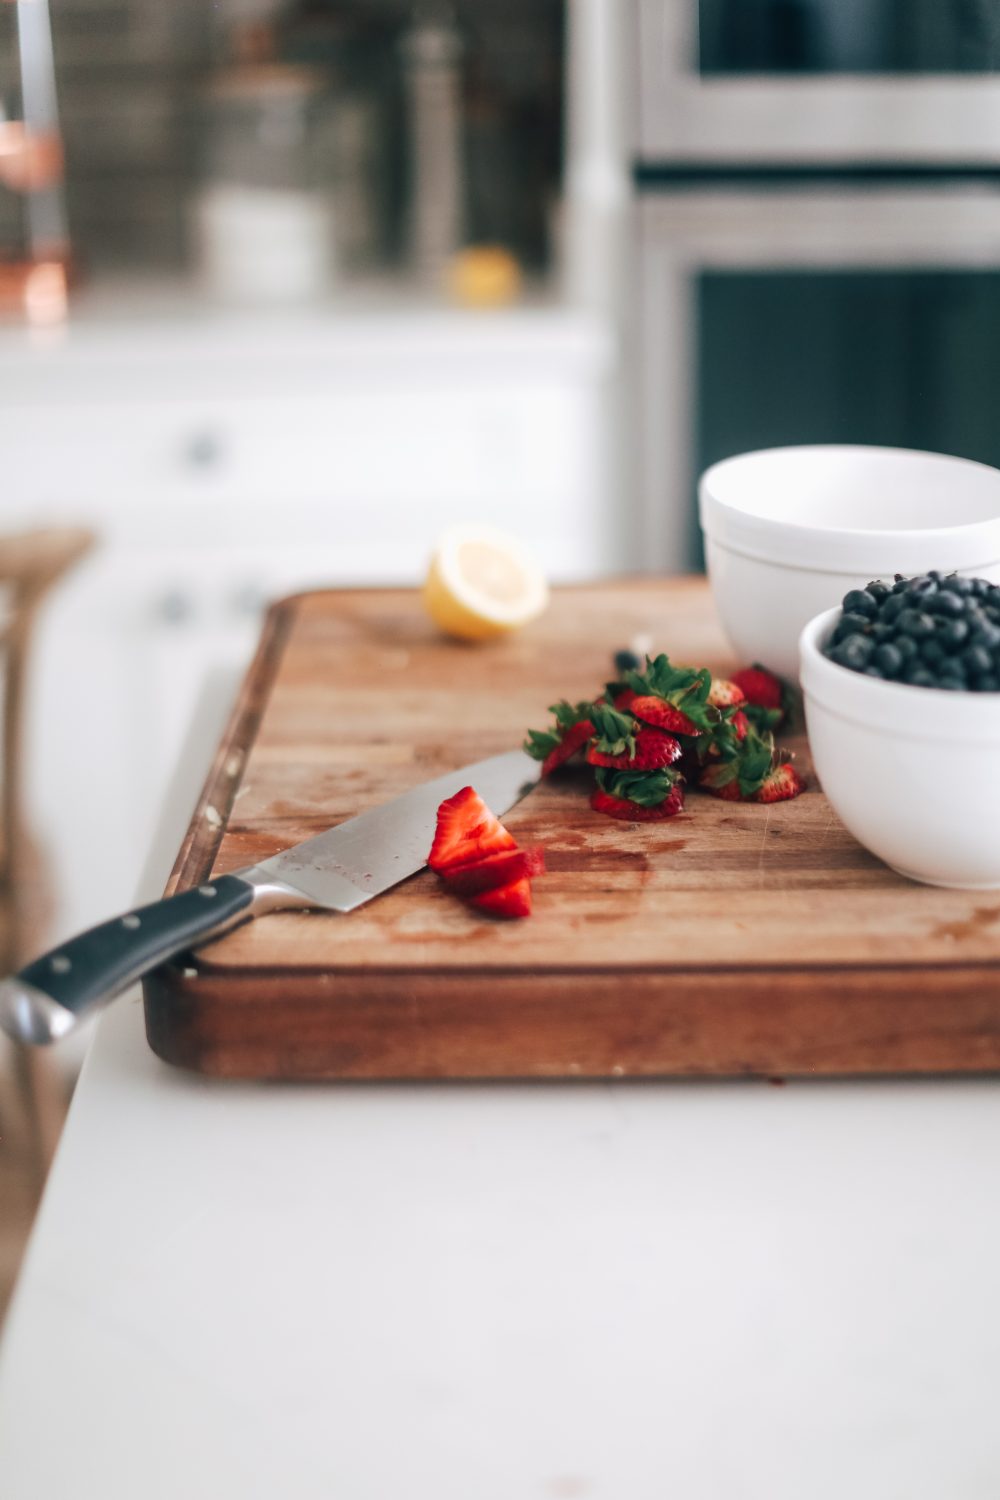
xmin=423 ymin=525 xmax=550 ymax=641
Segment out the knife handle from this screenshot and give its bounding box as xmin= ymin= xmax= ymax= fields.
xmin=0 ymin=874 xmax=256 ymax=1045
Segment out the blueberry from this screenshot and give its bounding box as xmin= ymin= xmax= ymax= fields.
xmin=907 ymin=576 xmax=938 ymax=597
xmin=895 ymin=635 xmax=918 ymax=662
xmin=941 ymin=575 xmax=975 ymax=595
xmin=892 ymin=577 xmax=911 ymax=594
xmin=971 ymin=623 xmax=1000 ymax=651
xmin=939 ymin=618 xmax=970 ymax=649
xmin=936 ymin=675 xmax=966 ymax=691
xmin=873 ymin=642 xmax=903 ymax=677
xmin=977 ymin=673 xmax=1000 ymax=691
xmin=866 ymin=581 xmax=891 ymax=602
xmin=904 ymin=667 xmax=936 ymax=687
xmin=927 ymin=590 xmax=964 ymax=617
xmin=613 ymin=649 xmax=641 ymax=674
xmin=973 ymin=578 xmax=994 ymax=596
xmin=921 ymin=639 xmax=947 ymax=668
xmin=834 ymin=633 xmax=875 ymax=670
xmin=842 ymin=588 xmax=878 ymax=618
xmin=963 ymin=644 xmax=993 ymax=675
xmin=897 ymin=609 xmax=935 ymax=638
xmin=833 ymin=611 xmax=874 ymax=643
xmin=864 ymin=666 xmax=885 ymax=678
xmin=880 ymin=594 xmax=906 ymax=624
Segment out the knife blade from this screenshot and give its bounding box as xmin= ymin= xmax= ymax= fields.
xmin=0 ymin=748 xmax=541 ymax=1046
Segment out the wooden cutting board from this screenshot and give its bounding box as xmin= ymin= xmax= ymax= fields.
xmin=144 ymin=581 xmax=1000 ymax=1079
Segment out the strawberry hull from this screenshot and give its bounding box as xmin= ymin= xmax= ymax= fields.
xmin=590 ymin=784 xmax=686 ymax=822
xmin=585 ymin=727 xmax=682 ymax=772
xmin=630 ymin=695 xmax=703 ymax=738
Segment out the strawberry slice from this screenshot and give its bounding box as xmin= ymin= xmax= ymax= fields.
xmin=470 ymin=876 xmax=532 ymax=918
xmin=441 ymin=846 xmax=546 ymax=895
xmin=630 ymin=694 xmax=703 ymax=737
xmin=590 ymin=783 xmax=685 ymax=821
xmin=428 ymin=785 xmax=516 ymax=870
xmin=586 ymin=726 xmax=681 ymax=771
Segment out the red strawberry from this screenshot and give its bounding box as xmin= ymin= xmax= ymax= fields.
xmin=470 ymin=876 xmax=532 ymax=918
xmin=428 ymin=786 xmax=516 ymax=870
xmin=442 ymin=846 xmax=546 ymax=895
xmin=541 ymin=717 xmax=594 ymax=776
xmin=756 ymin=764 xmax=804 ymax=803
xmin=708 ymin=678 xmax=747 ymax=709
xmin=590 ymin=783 xmax=685 ymax=822
xmin=731 ymin=665 xmax=784 ymax=711
xmin=704 ymin=779 xmax=742 ymax=802
xmin=585 ymin=726 xmax=681 ymax=771
xmin=612 ymin=688 xmax=638 ymax=711
xmin=630 ymin=694 xmax=703 ymax=737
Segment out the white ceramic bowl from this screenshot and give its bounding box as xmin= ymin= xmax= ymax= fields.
xmin=699 ymin=445 xmax=1000 ymax=680
xmin=801 ymin=606 xmax=1000 ymax=888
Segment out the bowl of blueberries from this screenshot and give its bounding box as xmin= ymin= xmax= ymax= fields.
xmin=800 ymin=572 xmax=1000 ymax=888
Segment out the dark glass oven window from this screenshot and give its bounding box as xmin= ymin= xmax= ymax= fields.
xmin=693 ymin=268 xmax=1000 ymax=565
xmin=699 ymin=0 xmax=1000 ymax=74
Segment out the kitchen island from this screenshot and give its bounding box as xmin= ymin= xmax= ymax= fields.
xmin=3 ymin=637 xmax=1000 ymax=1498
xmin=2 ymin=998 xmax=1000 ymax=1494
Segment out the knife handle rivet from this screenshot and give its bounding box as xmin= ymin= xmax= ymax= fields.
xmin=121 ymin=914 xmax=141 ymax=930
xmin=198 ymin=885 xmax=218 ymax=898
xmin=51 ymin=955 xmax=71 ymax=974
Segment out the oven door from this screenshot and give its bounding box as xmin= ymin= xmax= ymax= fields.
xmin=638 ymin=185 xmax=1000 ymax=569
xmin=637 ymin=0 xmax=1000 ymax=162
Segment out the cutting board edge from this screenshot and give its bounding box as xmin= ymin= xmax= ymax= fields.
xmin=164 ymin=593 xmax=299 ymax=899
xmin=143 ymin=959 xmax=1000 ymax=1081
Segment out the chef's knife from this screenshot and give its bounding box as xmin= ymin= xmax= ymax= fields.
xmin=0 ymin=748 xmax=540 ymax=1046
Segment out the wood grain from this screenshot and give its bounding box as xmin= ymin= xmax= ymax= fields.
xmin=144 ymin=581 xmax=1000 ymax=1079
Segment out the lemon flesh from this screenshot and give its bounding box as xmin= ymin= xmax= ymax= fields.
xmin=423 ymin=528 xmax=549 ymax=641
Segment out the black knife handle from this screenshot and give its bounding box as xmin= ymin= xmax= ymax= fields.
xmin=0 ymin=874 xmax=255 ymax=1045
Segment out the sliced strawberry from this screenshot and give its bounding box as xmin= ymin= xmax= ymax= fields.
xmin=590 ymin=783 xmax=685 ymax=822
xmin=541 ymin=716 xmax=594 ymax=776
xmin=428 ymin=786 xmax=516 ymax=871
xmin=732 ymin=709 xmax=750 ymax=741
xmin=442 ymin=846 xmax=546 ymax=895
xmin=586 ymin=726 xmax=681 ymax=771
xmin=470 ymin=876 xmax=532 ymax=918
xmin=630 ymin=694 xmax=703 ymax=737
xmin=708 ymin=678 xmax=747 ymax=710
xmin=756 ymin=764 xmax=805 ymax=803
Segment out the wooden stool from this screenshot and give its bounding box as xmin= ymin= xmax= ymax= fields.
xmin=0 ymin=528 xmax=92 ymax=1187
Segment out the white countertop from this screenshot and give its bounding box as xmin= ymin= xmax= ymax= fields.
xmin=3 ymin=683 xmax=1000 ymax=1498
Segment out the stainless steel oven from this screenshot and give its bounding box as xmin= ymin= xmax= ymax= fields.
xmin=633 ymin=0 xmax=1000 ymax=570
xmin=637 ymin=0 xmax=1000 ymax=162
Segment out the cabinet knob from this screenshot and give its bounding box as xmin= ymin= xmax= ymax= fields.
xmin=184 ymin=431 xmax=224 ymax=469
xmin=156 ymin=589 xmax=195 ymax=624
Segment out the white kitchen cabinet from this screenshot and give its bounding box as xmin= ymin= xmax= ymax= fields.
xmin=1 ymin=288 xmax=618 ymax=948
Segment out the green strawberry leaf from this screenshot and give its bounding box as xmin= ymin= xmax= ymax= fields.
xmin=595 ymin=765 xmax=679 ymax=806
xmin=589 ymin=702 xmax=637 ymax=759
